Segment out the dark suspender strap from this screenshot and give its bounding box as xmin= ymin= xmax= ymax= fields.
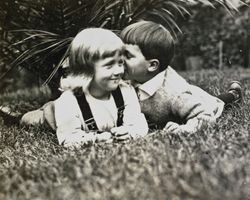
xmin=74 ymin=86 xmax=125 ymax=130
xmin=134 ymin=86 xmax=140 ymax=99
xmin=74 ymin=88 xmax=98 ymax=131
xmin=111 ymin=87 xmax=125 ymax=126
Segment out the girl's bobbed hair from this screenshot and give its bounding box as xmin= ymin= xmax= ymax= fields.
xmin=69 ymin=28 xmax=124 ymax=76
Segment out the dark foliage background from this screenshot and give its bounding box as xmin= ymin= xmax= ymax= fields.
xmin=173 ymin=4 xmax=250 ymax=70
xmin=0 ymin=0 xmax=249 ymax=93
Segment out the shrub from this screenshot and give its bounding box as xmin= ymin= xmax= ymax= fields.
xmin=173 ymin=4 xmax=250 ymax=70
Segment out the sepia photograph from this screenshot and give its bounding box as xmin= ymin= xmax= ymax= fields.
xmin=0 ymin=0 xmax=250 ymax=199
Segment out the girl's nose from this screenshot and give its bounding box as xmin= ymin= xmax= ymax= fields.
xmin=113 ymin=64 xmax=124 ymax=76
xmin=113 ymin=60 xmax=124 ymax=76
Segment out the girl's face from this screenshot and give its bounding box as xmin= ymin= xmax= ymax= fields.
xmin=89 ymin=50 xmax=124 ymax=99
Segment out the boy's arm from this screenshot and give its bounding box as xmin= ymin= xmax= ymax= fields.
xmin=166 ymin=86 xmax=224 ymax=134
xmin=164 ymin=119 xmax=203 ymax=134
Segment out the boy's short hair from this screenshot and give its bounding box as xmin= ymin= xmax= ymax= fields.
xmin=69 ymin=28 xmax=124 ymax=76
xmin=120 ymin=20 xmax=175 ymax=72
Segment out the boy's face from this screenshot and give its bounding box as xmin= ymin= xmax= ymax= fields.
xmin=123 ymin=44 xmax=150 ymax=83
xmin=91 ymin=50 xmax=124 ymax=96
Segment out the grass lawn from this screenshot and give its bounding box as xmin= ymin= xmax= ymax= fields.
xmin=0 ymin=68 xmax=250 ymax=200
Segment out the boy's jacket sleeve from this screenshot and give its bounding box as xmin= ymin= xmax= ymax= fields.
xmin=162 ymin=67 xmax=225 ymax=133
xmin=168 ymin=84 xmax=225 ymax=133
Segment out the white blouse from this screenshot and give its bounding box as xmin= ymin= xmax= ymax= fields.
xmin=54 ymin=81 xmax=148 ymax=146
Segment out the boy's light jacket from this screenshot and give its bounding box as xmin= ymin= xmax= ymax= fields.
xmin=135 ymin=66 xmax=225 ymax=133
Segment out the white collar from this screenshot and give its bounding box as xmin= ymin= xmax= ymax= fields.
xmin=137 ymin=70 xmax=166 ymax=97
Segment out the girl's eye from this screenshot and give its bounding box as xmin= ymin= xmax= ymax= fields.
xmin=104 ymin=60 xmax=115 ymax=69
xmin=106 ymin=65 xmax=113 ymax=69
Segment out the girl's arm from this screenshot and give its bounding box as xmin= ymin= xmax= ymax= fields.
xmin=111 ymin=83 xmax=148 ymax=139
xmin=54 ymin=91 xmax=108 ymax=147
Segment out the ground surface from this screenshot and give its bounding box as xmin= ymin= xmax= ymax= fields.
xmin=0 ymin=68 xmax=250 ymax=200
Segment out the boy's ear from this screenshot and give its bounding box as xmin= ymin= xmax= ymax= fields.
xmin=148 ymin=59 xmax=160 ymax=72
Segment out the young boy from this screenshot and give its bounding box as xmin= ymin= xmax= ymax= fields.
xmin=0 ymin=28 xmax=148 ymax=147
xmin=120 ymin=20 xmax=242 ymax=134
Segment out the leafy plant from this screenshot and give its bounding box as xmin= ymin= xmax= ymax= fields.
xmin=0 ymin=0 xmax=241 ymax=93
xmin=174 ymin=2 xmax=250 ymax=70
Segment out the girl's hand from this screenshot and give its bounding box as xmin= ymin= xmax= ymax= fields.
xmin=95 ymin=131 xmax=113 ymax=143
xmin=81 ymin=132 xmax=97 ymax=144
xmin=110 ymin=126 xmax=132 ymax=141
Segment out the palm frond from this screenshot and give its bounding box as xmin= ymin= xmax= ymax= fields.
xmin=1 ymin=0 xmax=243 ymax=91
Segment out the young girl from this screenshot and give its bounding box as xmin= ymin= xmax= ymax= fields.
xmin=53 ymin=28 xmax=148 ymax=146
